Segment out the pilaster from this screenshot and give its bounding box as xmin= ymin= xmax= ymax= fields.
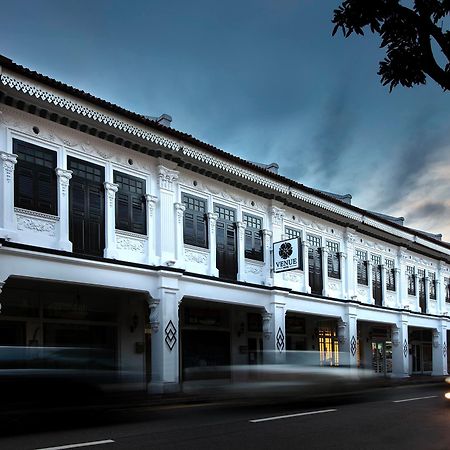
xmin=145 ymin=194 xmax=158 ymax=265
xmin=344 ymin=229 xmax=356 ymax=298
xmin=206 ymin=212 xmax=219 ymax=277
xmin=432 ymin=323 xmax=448 ymax=376
xmin=424 ymin=275 xmax=430 ymax=313
xmin=367 ymin=260 xmax=374 ymax=304
xmin=0 ymin=151 xmax=18 ymax=237
xmin=302 ymin=241 xmax=310 ymax=293
xmin=270 ymin=206 xmax=285 ymax=287
xmin=380 ymin=264 xmax=386 ymax=306
xmin=339 ymin=252 xmax=347 ymax=298
xmin=262 ymin=229 xmax=273 ymax=285
xmin=398 ymin=248 xmax=408 ymax=309
xmin=337 ymin=306 xmax=358 ymax=367
xmin=391 ymin=317 xmax=409 ymax=377
xmin=174 ymin=202 xmax=186 ymax=268
xmin=103 ymin=181 xmax=119 ymax=258
xmin=394 ymin=268 xmax=401 ymax=308
xmin=56 ymin=168 xmax=72 ymax=251
xmin=322 ymin=247 xmax=329 ymax=296
xmin=236 ymin=220 xmax=246 ymax=282
xmin=156 ymin=165 xmax=179 ymax=266
xmin=263 ymin=299 xmax=286 ymax=364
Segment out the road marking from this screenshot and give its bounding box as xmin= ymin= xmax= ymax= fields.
xmin=249 ymin=409 xmax=337 ymax=423
xmin=393 ymin=395 xmax=437 ymax=403
xmin=35 ymin=439 xmax=115 ymax=450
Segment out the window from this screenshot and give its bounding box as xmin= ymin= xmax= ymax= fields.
xmin=356 ymin=249 xmax=368 ymax=285
xmin=385 ymin=258 xmax=395 ymax=291
xmin=326 ymin=241 xmax=340 ymax=279
xmin=429 ymin=272 xmax=436 ymax=300
xmin=13 ymin=139 xmax=57 ymax=215
xmin=243 ymin=214 xmax=263 ymax=261
xmin=114 ymin=172 xmax=146 ymax=235
xmin=418 ymin=268 xmax=426 ymax=303
xmin=182 ymin=193 xmax=208 ymax=248
xmin=445 ymin=277 xmax=450 ymax=303
xmin=285 ymin=227 xmax=303 ymax=270
xmin=407 ymin=266 xmax=416 ymax=296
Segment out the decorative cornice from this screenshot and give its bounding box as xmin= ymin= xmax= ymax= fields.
xmin=14 ymin=207 xmax=59 ymax=221
xmin=158 ymin=165 xmax=179 ymax=191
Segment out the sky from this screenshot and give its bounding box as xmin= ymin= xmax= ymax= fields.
xmin=0 ymin=0 xmax=449 ymax=240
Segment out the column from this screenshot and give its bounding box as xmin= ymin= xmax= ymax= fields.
xmin=322 ymin=246 xmax=329 ymax=296
xmin=353 ymin=255 xmax=359 ymax=299
xmin=270 ymin=206 xmax=285 ymax=287
xmin=432 ymin=323 xmax=448 ymax=376
xmin=394 ymin=268 xmax=401 ymax=308
xmin=380 ymin=264 xmax=386 ymax=306
xmin=156 ymin=165 xmax=179 ymax=266
xmin=398 ymin=248 xmax=408 ymax=309
xmin=415 ymin=274 xmax=420 ymax=312
xmin=262 ymin=298 xmax=286 ymax=364
xmin=103 ymin=181 xmax=119 ymax=259
xmin=0 ymin=151 xmax=18 ymax=237
xmin=339 ymin=252 xmax=347 ymax=299
xmin=174 ymin=202 xmax=186 ymax=268
xmin=206 ymin=212 xmax=219 ymax=276
xmin=391 ymin=317 xmax=409 ymax=377
xmin=55 ymin=168 xmax=72 ymax=251
xmin=437 ymin=262 xmax=446 ymax=315
xmin=236 ymin=220 xmax=246 ymax=282
xmin=344 ymin=229 xmax=357 ymax=298
xmin=262 ymin=229 xmax=273 ymax=286
xmin=337 ymin=306 xmax=358 ymax=367
xmin=424 ymin=275 xmax=430 ymax=313
xmin=148 ymin=281 xmax=182 ymax=393
xmin=367 ymin=260 xmax=374 ymax=304
xmin=302 ymin=241 xmax=310 ymax=293
xmin=145 ymin=194 xmax=158 ymax=265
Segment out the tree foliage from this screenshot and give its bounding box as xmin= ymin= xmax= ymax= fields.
xmin=332 ymin=0 xmax=450 ymax=91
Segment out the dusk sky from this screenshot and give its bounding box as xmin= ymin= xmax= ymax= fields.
xmin=1 ymin=0 xmax=449 ymax=240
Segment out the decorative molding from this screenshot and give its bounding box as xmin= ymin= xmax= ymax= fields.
xmin=276 ymin=327 xmax=285 ymax=352
xmin=262 ymin=312 xmax=272 ymax=339
xmin=282 ymin=271 xmax=301 ymax=283
xmin=245 ymin=263 xmax=263 ymax=275
xmin=262 ymin=229 xmax=272 ymax=250
xmin=165 ymin=320 xmax=177 ymax=351
xmin=0 ymin=151 xmax=18 ymax=183
xmin=271 ymin=206 xmax=285 ymax=226
xmin=115 ymin=229 xmax=148 ymax=240
xmin=16 ymin=215 xmax=56 ymax=236
xmin=55 ymin=168 xmax=72 ymax=196
xmin=185 ymin=249 xmax=208 ymax=265
xmin=104 ymin=182 xmax=119 ymax=207
xmin=391 ymin=325 xmax=400 ymax=347
xmin=158 ymin=165 xmax=179 ymax=191
xmin=432 ymin=329 xmax=440 ymax=348
xmin=337 ymin=319 xmax=347 ymax=344
xmin=236 ymin=221 xmax=245 ymax=242
xmin=145 ymin=194 xmax=158 ymax=217
xmin=116 ymin=235 xmax=145 ymax=253
xmin=14 ymin=207 xmax=59 ymax=221
xmin=174 ymin=202 xmax=186 ymax=224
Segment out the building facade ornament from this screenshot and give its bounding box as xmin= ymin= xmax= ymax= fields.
xmin=271 ymin=206 xmax=285 ymax=226
xmin=148 ymin=298 xmax=160 ymax=332
xmin=145 ymin=194 xmax=158 ymax=217
xmin=337 ymin=319 xmax=347 ymax=344
xmin=0 ymin=151 xmax=18 ymax=183
xmin=158 ymin=165 xmax=179 ymax=191
xmin=103 ymin=182 xmax=119 ymax=208
xmin=262 ymin=312 xmax=272 ymax=339
xmin=174 ymin=202 xmax=186 ymax=224
xmin=55 ymin=168 xmax=72 ymax=196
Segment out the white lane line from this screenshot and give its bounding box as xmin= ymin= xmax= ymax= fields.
xmin=393 ymin=395 xmax=437 ymax=403
xmin=249 ymin=408 xmax=337 ymax=423
xmin=35 ymin=439 xmax=115 ymax=450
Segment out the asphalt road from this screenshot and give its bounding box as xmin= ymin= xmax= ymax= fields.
xmin=0 ymin=384 xmax=448 ymax=450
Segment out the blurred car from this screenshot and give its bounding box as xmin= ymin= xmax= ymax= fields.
xmin=183 ymin=350 xmax=381 ymax=402
xmin=0 ymin=346 xmax=144 ymax=415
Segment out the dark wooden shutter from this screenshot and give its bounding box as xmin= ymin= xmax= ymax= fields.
xmin=182 ymin=194 xmax=207 ymax=248
xmin=15 ymin=166 xmax=34 ymax=210
xmin=308 ymin=246 xmax=323 ymax=295
xmin=131 ymin=194 xmax=146 ymax=234
xmin=373 ymin=264 xmax=382 ymax=306
xmin=215 ymin=205 xmax=237 ymax=280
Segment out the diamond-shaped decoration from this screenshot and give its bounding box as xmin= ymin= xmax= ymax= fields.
xmin=165 ymin=320 xmax=177 ymax=351
xmin=403 ymin=339 xmax=408 ymax=358
xmin=276 ymin=327 xmax=285 ymax=352
xmin=350 ymin=336 xmax=357 ymax=356
xmin=444 ymin=344 xmax=447 ymax=358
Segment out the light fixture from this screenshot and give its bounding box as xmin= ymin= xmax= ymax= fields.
xmin=130 ymin=313 xmax=139 ymax=333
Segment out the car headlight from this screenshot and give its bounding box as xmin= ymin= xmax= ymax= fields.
xmin=445 ymin=393 xmax=450 ymax=400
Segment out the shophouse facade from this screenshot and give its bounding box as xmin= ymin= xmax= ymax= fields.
xmin=0 ymin=55 xmax=449 ymax=393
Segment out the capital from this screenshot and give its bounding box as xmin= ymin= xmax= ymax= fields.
xmin=174 ymin=202 xmax=186 ymax=224
xmin=158 ymin=165 xmax=179 ymax=191
xmin=270 ymin=206 xmax=285 ymax=226
xmin=147 ymin=298 xmax=160 ymax=333
xmin=0 ymin=151 xmax=18 ymax=183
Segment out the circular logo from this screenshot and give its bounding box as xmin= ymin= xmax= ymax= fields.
xmin=279 ymin=242 xmax=293 ymax=259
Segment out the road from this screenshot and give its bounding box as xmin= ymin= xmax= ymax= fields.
xmin=0 ymin=384 xmax=448 ymax=450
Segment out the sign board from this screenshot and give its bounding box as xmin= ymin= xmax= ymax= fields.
xmin=273 ymin=238 xmax=301 ymax=273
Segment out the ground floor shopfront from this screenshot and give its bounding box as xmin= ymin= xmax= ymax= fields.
xmin=0 ymin=247 xmax=448 ymax=394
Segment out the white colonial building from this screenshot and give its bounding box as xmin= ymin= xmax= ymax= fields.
xmin=0 ymin=55 xmax=448 ymax=392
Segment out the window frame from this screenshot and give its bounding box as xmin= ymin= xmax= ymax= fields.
xmin=285 ymin=227 xmax=303 ymax=270
xmin=13 ymin=138 xmax=58 ymax=216
xmin=385 ymin=258 xmax=396 ymax=291
xmin=113 ymin=171 xmax=147 ymax=235
xmin=356 ymin=249 xmax=368 ymax=286
xmin=326 ymin=240 xmax=340 ymax=279
xmin=407 ymin=266 xmax=416 ymax=296
xmin=243 ymin=213 xmax=263 ymax=262
xmin=182 ymin=193 xmax=208 ymax=249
